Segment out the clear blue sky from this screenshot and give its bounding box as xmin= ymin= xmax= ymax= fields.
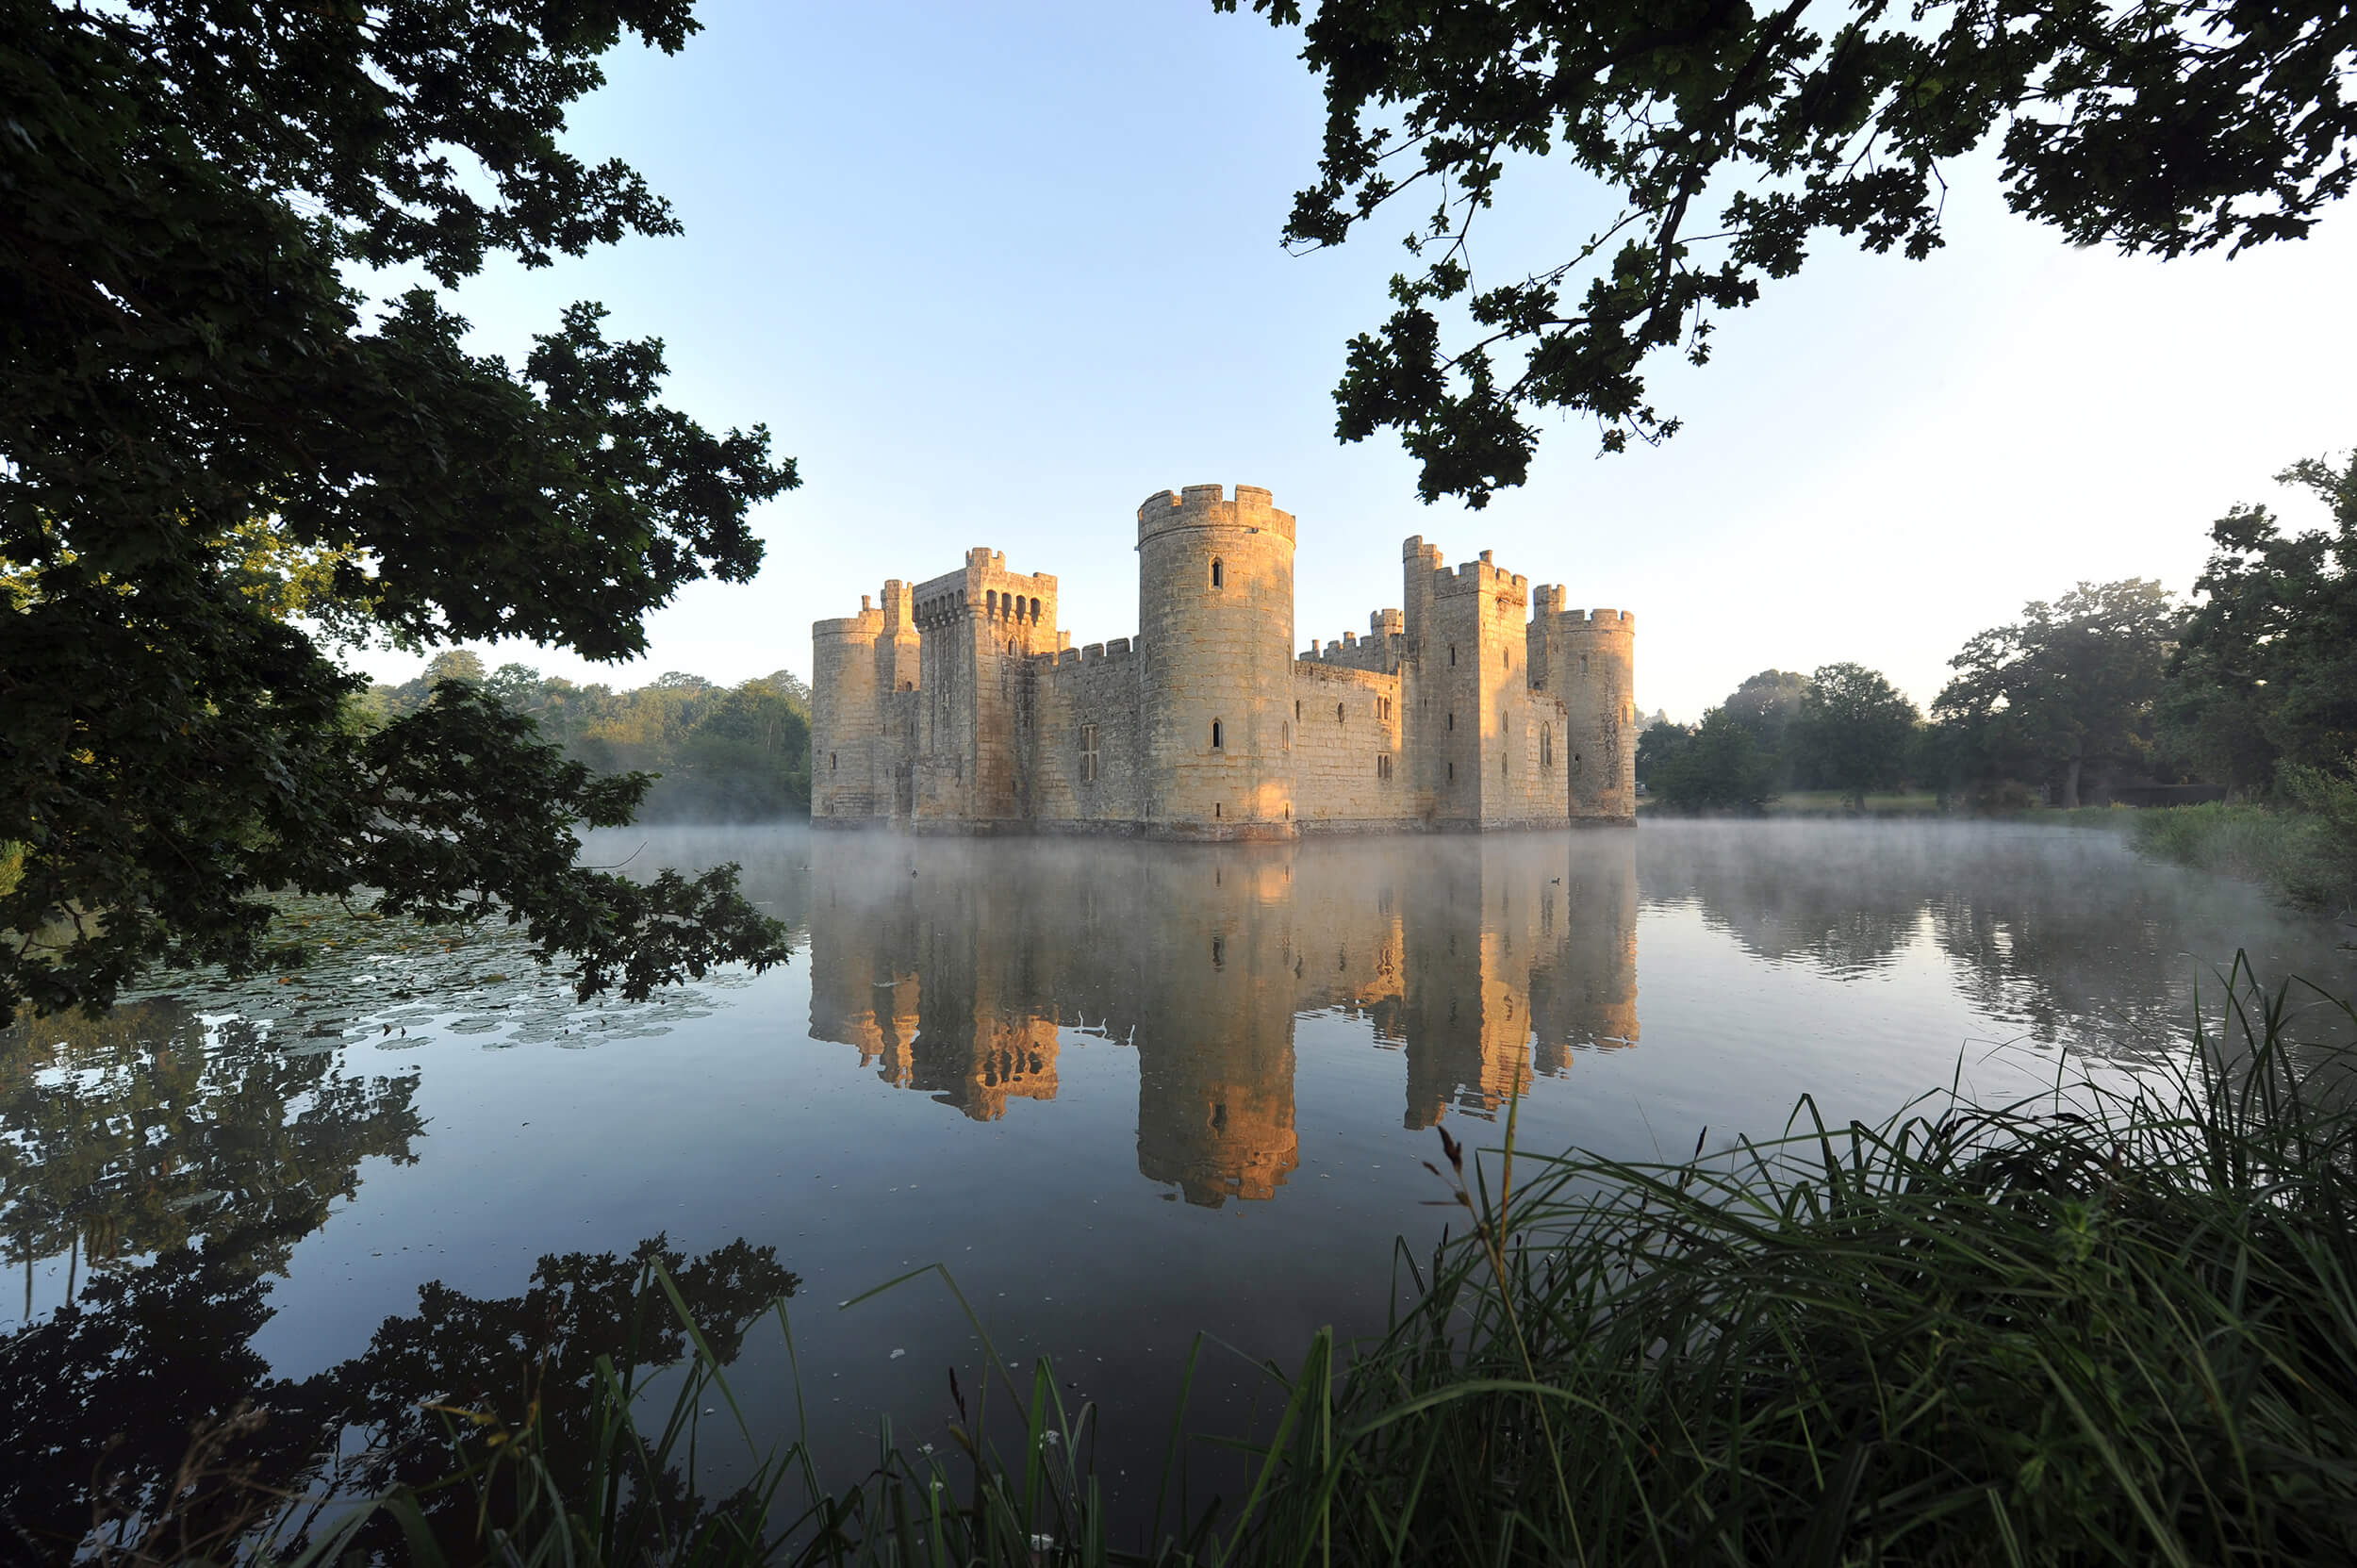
xmin=350 ymin=0 xmax=2357 ymax=721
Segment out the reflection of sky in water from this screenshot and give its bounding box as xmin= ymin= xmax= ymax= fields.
xmin=2 ymin=821 xmax=2349 ymax=1503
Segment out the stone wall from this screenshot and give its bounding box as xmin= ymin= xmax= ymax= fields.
xmin=1025 ymin=641 xmax=1149 ymax=829
xmin=809 ymin=483 xmax=1635 ymax=835
xmin=1288 ymin=661 xmax=1405 ymax=830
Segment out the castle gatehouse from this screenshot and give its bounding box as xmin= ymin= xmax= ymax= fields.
xmin=811 ymin=484 xmax=1636 ymax=837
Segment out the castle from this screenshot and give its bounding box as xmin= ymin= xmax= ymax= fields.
xmin=810 ymin=484 xmax=1636 ymax=836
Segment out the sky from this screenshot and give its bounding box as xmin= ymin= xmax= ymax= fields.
xmin=349 ymin=0 xmax=2357 ymax=722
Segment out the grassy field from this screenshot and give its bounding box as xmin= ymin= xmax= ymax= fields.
xmin=154 ymin=966 xmax=2357 ymax=1567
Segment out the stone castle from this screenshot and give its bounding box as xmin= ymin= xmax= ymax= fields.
xmin=811 ymin=483 xmax=1636 ymax=836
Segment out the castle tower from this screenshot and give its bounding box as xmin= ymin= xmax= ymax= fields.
xmin=1533 ymin=602 xmax=1638 ymax=820
xmin=1415 ymin=546 xmax=1533 ymax=827
xmin=1135 ymin=485 xmax=1296 ymax=837
xmin=812 ymin=597 xmax=885 ymax=820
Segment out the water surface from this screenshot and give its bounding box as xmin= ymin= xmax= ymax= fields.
xmin=4 ymin=820 xmax=2349 ymax=1533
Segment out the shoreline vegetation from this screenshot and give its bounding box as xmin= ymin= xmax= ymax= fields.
xmin=76 ymin=967 xmax=2357 ymax=1567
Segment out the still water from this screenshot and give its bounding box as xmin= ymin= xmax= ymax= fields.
xmin=2 ymin=821 xmax=2350 ymax=1531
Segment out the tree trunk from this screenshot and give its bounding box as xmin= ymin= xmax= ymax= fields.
xmin=2063 ymin=756 xmax=2083 ymax=810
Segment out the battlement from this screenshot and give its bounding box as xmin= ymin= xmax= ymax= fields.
xmin=1137 ymin=483 xmax=1296 ymax=545
xmin=1553 ymin=607 xmax=1637 ymax=635
xmin=1432 ymin=549 xmax=1528 ymax=600
xmin=815 ymin=606 xmax=884 ymax=639
xmin=1371 ymin=609 xmax=1404 ymax=637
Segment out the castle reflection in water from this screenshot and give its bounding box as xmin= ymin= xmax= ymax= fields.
xmin=806 ymin=833 xmax=1638 ymax=1207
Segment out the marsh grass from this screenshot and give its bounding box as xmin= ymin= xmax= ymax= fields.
xmin=2122 ymin=759 xmax=2357 ymax=916
xmin=180 ymin=966 xmax=2357 ymax=1567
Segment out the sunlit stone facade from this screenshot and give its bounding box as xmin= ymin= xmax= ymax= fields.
xmin=811 ymin=484 xmax=1637 ymax=836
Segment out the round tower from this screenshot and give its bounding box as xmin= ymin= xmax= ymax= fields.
xmin=1135 ymin=484 xmax=1296 ymax=837
xmin=1558 ymin=610 xmax=1638 ymax=821
xmin=811 ymin=602 xmax=882 ymax=821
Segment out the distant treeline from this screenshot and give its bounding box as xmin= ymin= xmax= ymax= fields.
xmin=1641 ymin=444 xmax=2355 ymax=817
xmin=364 ymin=653 xmax=812 ymax=821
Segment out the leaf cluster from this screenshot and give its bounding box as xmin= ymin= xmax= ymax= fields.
xmin=1 ymin=1 xmax=800 ymax=1019
xmin=1222 ymin=0 xmax=2357 ymax=503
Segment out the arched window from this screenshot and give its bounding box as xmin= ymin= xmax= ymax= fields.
xmin=1031 ymin=597 xmax=1041 ymax=619
xmin=986 ymin=589 xmax=997 ymax=616
xmin=1210 ymin=558 xmax=1224 ymax=589
xmin=1211 ymin=718 xmax=1224 ymax=750
xmin=1336 ymin=701 xmax=1344 ymax=723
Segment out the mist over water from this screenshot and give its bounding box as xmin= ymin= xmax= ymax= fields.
xmin=3 ymin=820 xmax=2349 ymax=1514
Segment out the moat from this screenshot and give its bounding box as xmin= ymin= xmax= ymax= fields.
xmin=4 ymin=821 xmax=2352 ymax=1520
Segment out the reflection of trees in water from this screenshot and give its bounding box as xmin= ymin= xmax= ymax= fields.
xmin=0 ymin=999 xmax=424 ymax=1312
xmin=0 ymin=1236 xmax=795 ymax=1562
xmin=805 ymin=834 xmax=1643 ymax=1202
xmin=1640 ymin=822 xmax=2352 ymax=1063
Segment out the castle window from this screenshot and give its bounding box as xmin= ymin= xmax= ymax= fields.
xmin=1447 ymin=711 xmax=1455 ymax=731
xmin=830 ymin=752 xmax=837 ymax=771
xmin=1574 ymin=752 xmax=1584 ymax=775
xmin=1211 ymin=718 xmax=1223 ymax=751
xmin=1080 ymin=723 xmax=1099 ymax=783
xmin=1450 ymin=644 xmax=1458 ymax=666
xmin=1504 ymin=647 xmax=1510 ymax=668
xmin=1294 ymin=699 xmax=1301 ymax=721
xmin=1502 ymin=753 xmax=1508 ymax=778
xmin=1541 ymin=725 xmax=1553 ymax=767
xmin=1336 ymin=701 xmax=1344 ymax=723
xmin=1210 ymin=558 xmax=1224 ymax=589
xmin=1448 ymin=761 xmax=1455 ymax=782
xmin=1377 ymin=754 xmax=1393 ymax=781
xmin=1281 ymin=721 xmax=1291 ymax=751
xmin=1031 ymin=598 xmax=1041 ymax=619
xmin=1582 ymin=654 xmax=1590 ymax=675
xmin=987 ymin=590 xmax=997 ymax=616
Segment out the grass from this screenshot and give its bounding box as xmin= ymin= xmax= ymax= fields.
xmin=96 ymin=966 xmax=2357 ymax=1566
xmin=1762 ymin=789 xmax=1947 ymax=817
xmin=2128 ymin=763 xmax=2357 ymax=915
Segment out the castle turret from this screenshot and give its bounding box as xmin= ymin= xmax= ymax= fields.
xmin=1542 ymin=607 xmax=1638 ymax=820
xmin=1135 ymin=485 xmax=1296 ymax=836
xmin=812 ymin=598 xmax=885 ymax=820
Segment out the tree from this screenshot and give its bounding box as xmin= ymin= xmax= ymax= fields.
xmin=1 ymin=3 xmax=800 ymax=1020
xmin=1635 ymin=718 xmax=1692 ymax=791
xmin=1648 ymin=707 xmax=1777 ymax=811
xmin=1220 ymin=0 xmax=2357 ymax=504
xmin=2163 ymin=446 xmax=2357 ymax=794
xmin=1934 ymin=581 xmax=2181 ymax=807
xmin=1722 ymin=669 xmax=1812 ymax=786
xmin=1792 ymin=662 xmax=1920 ymax=808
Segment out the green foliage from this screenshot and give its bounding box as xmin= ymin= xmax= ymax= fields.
xmin=1644 ymin=706 xmax=1777 ymax=812
xmin=1934 ymin=580 xmax=2181 ymax=807
xmin=2164 ymin=449 xmax=2357 ymax=794
xmin=0 ymin=0 xmax=801 ymax=1021
xmin=392 ymin=663 xmax=816 ymax=820
xmin=1220 ymin=0 xmax=2357 ymax=503
xmin=1719 ymin=669 xmax=1810 ymax=786
xmin=1794 ymin=661 xmax=1920 ymax=808
xmin=2135 ymin=760 xmax=2357 ymax=913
